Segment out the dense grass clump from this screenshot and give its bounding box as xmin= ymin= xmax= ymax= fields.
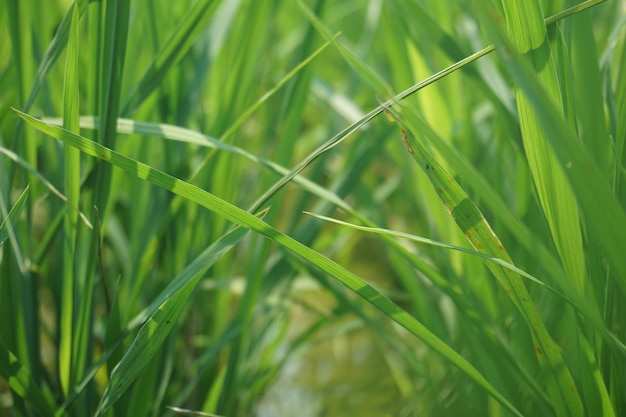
xmin=1 ymin=0 xmax=624 ymax=416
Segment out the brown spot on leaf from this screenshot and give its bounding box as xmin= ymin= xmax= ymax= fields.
xmin=401 ymin=130 xmax=414 ymax=154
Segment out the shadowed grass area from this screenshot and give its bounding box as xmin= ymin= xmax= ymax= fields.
xmin=1 ymin=0 xmax=624 ymax=416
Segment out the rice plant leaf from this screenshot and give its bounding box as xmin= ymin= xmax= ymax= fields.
xmin=44 ymin=116 xmax=355 ymax=215
xmin=0 ymin=340 xmax=56 ymax=416
xmin=15 ymin=110 xmax=525 ymax=417
xmin=0 ymin=186 xmax=28 ymax=248
xmin=304 ymin=212 xmax=560 ymax=294
xmin=95 ymin=224 xmax=252 ymax=416
xmin=392 ymin=117 xmax=583 ymax=417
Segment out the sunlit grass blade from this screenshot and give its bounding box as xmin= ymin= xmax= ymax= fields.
xmin=44 ymin=116 xmax=355 ymax=214
xmin=305 ymin=211 xmax=561 ymax=295
xmin=389 ymin=113 xmax=583 ymax=416
xmin=15 ymin=110 xmax=525 ymax=417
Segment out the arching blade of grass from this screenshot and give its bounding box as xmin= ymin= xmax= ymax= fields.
xmin=304 ymin=210 xmax=626 ymax=356
xmin=247 ymin=45 xmax=492 ymax=213
xmin=250 ymin=0 xmax=606 ymax=215
xmin=387 ymin=113 xmax=585 ymax=417
xmin=15 ymin=110 xmax=525 ymax=417
xmin=304 ymin=212 xmax=562 ymax=295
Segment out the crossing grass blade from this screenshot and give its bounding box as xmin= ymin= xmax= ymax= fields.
xmin=304 ymin=210 xmax=626 ymax=355
xmin=0 ymin=146 xmax=92 ymax=228
xmin=94 ymin=224 xmax=252 ymax=416
xmin=14 ymin=110 xmax=526 ymax=417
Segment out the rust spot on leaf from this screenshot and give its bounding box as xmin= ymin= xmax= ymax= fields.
xmin=535 ymin=346 xmax=542 ymax=355
xmin=401 ymin=130 xmax=414 ymax=154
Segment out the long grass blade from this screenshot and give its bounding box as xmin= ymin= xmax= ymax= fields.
xmin=59 ymin=0 xmax=81 ymax=396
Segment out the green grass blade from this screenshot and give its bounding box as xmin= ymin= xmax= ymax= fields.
xmin=44 ymin=116 xmax=356 ymax=215
xmin=305 ymin=210 xmax=626 ymax=355
xmin=94 ymin=224 xmax=252 ymax=416
xmin=15 ymin=110 xmax=525 ymax=417
xmin=59 ymin=0 xmax=81 ymax=396
xmin=305 ymin=212 xmax=562 ymax=295
xmin=92 ymin=0 xmax=130 ymax=216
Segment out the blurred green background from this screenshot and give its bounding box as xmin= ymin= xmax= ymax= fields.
xmin=1 ymin=0 xmax=625 ymax=416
